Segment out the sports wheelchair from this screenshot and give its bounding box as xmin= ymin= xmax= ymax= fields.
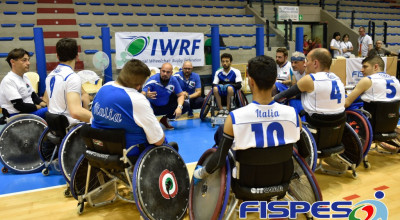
xmin=38 ymin=112 xmax=87 ymax=196
xmin=0 ymin=113 xmax=47 ymax=174
xmin=346 ymin=100 xmax=400 ymax=156
xmin=189 ymin=146 xmax=322 ymax=219
xmin=199 ymin=89 xmax=248 ymax=127
xmin=69 ymin=124 xmax=190 ymax=219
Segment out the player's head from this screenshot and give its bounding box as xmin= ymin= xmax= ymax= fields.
xmin=247 ymin=55 xmax=277 ymax=91
xmin=6 ymin=48 xmax=30 ymax=74
xmin=361 ymin=55 xmax=384 ymax=75
xmin=56 ymin=38 xmax=78 ymax=62
xmin=117 ymin=59 xmax=150 ymax=90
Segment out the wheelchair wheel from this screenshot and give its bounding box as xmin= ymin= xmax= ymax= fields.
xmin=59 ymin=123 xmax=86 ymax=183
xmin=38 ymin=127 xmax=57 ymax=162
xmin=200 ymin=91 xmax=213 ymax=120
xmin=70 ymin=155 xmax=112 ymax=200
xmin=235 ymin=90 xmax=248 ymax=108
xmin=346 ymin=110 xmax=372 ymax=157
xmin=0 ymin=115 xmax=46 ymax=173
xmin=189 ymin=148 xmax=230 ymax=220
xmin=289 ymin=149 xmax=323 ymax=204
xmin=295 ymin=127 xmax=317 ymax=172
xmin=133 ymin=145 xmax=190 ymax=220
xmin=341 ymin=123 xmax=363 ymax=167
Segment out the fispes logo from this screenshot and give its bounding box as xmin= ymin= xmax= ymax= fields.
xmin=348 ymin=191 xmax=388 ymax=220
xmin=126 ymin=36 xmax=149 ymax=57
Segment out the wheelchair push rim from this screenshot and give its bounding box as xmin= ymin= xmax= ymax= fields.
xmin=341 ymin=123 xmax=364 ymax=167
xmin=200 ymin=91 xmax=213 ymax=120
xmin=133 ymin=145 xmax=190 ymax=220
xmin=59 ymin=123 xmax=86 ymax=183
xmin=0 ymin=115 xmax=46 ymax=173
xmin=346 ymin=110 xmax=372 ymax=157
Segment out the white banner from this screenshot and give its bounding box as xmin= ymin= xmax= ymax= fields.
xmin=345 ymin=57 xmax=387 ymax=86
xmin=115 ymin=32 xmax=204 ymax=69
xmin=278 ymin=6 xmax=299 ymax=21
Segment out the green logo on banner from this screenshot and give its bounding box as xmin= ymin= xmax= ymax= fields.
xmin=127 ymin=36 xmax=150 ymax=56
xmin=299 ymin=15 xmax=303 ymax=20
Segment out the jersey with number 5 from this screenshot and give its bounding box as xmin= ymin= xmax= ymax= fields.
xmin=301 ymin=72 xmax=345 ymax=115
xmin=231 ymin=101 xmax=300 ymax=150
xmin=361 ymin=72 xmax=400 ymax=102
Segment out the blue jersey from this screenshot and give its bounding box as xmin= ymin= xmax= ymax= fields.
xmin=142 ymin=73 xmax=183 ymax=106
xmin=213 ymin=67 xmax=242 ymax=85
xmin=91 ymin=82 xmax=164 ymax=156
xmin=173 ymin=71 xmax=201 ymax=95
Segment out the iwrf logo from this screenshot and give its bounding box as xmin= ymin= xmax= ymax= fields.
xmin=126 ymin=36 xmax=149 ymax=56
xmin=348 ymin=191 xmax=388 ymax=220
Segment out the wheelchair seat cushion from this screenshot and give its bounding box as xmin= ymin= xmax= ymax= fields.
xmin=84 ymin=150 xmax=124 ymax=171
xmin=317 ymin=144 xmax=345 ymax=158
xmin=374 ymin=132 xmax=398 ymax=142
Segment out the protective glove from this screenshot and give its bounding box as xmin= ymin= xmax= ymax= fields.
xmin=193 ymin=165 xmax=208 ymax=185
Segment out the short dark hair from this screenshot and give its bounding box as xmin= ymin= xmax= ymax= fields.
xmin=56 ymin=38 xmax=78 ymax=62
xmin=276 ymin=48 xmax=288 ymax=57
xmin=342 ymin=33 xmax=349 ymax=41
xmin=309 ymin=48 xmax=332 ymax=70
xmin=6 ymin=48 xmax=30 ymax=67
xmin=362 ymin=55 xmax=385 ymax=71
xmin=117 ymin=59 xmax=150 ymax=88
xmin=332 ymin=32 xmax=341 ymax=39
xmin=220 ymin=53 xmax=232 ymax=62
xmin=247 ymin=55 xmax=277 ymax=90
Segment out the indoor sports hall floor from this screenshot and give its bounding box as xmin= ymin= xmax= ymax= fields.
xmin=0 ymin=111 xmax=400 ymax=219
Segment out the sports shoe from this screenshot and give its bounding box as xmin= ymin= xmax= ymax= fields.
xmin=217 ymin=110 xmax=225 ymax=117
xmin=160 ymin=116 xmax=174 ymax=130
xmin=224 ymin=109 xmax=230 ymax=116
xmin=188 ymin=109 xmax=194 ymax=118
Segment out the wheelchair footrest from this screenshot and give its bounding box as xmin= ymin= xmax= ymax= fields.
xmin=318 ymin=144 xmax=345 ymax=158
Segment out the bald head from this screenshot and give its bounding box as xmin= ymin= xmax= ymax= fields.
xmin=160 ymin=62 xmax=173 ymax=81
xmin=182 ymin=61 xmax=193 ymax=78
xmin=305 ymin=48 xmax=332 ymax=74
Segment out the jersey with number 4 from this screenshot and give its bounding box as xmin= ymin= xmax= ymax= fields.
xmin=361 ymin=72 xmax=400 ymax=102
xmin=301 ymin=72 xmax=345 ymax=115
xmin=230 ymin=101 xmax=300 ymax=150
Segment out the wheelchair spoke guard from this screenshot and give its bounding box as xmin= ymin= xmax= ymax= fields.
xmin=189 ymin=148 xmax=229 ymax=220
xmin=0 ymin=115 xmax=46 ymax=173
xmin=341 ymin=123 xmax=363 ymax=167
xmin=133 ymin=145 xmax=190 ymax=220
xmin=59 ymin=123 xmax=86 ymax=183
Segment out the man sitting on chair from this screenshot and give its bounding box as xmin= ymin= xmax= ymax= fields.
xmin=0 ymin=48 xmax=47 ymax=121
xmin=345 ymin=55 xmax=400 ymax=107
xmin=212 ymin=53 xmax=242 ymax=116
xmin=91 ymin=59 xmax=165 ymax=158
xmin=193 ymin=55 xmax=301 ymax=183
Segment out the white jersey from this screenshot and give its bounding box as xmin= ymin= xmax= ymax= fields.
xmin=231 ymin=101 xmax=300 ymax=150
xmin=358 ymin=34 xmax=373 ymax=57
xmin=301 ymin=72 xmax=345 ymax=115
xmin=45 ymin=64 xmax=82 ymax=124
xmin=277 ymin=62 xmax=292 ymax=81
xmin=361 ymin=72 xmax=400 ymax=102
xmin=340 ymin=41 xmax=353 ymax=58
xmin=0 ymin=71 xmax=35 ymax=114
xmin=293 ymin=70 xmax=306 ymax=82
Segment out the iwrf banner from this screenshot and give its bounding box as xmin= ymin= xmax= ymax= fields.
xmin=115 ymin=32 xmax=204 ymax=69
xmin=345 ymin=57 xmax=387 ymax=86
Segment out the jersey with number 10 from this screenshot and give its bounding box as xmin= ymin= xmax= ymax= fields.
xmin=361 ymin=72 xmax=400 ymax=102
xmin=230 ymin=101 xmax=300 ymax=150
xmin=301 ymin=72 xmax=345 ymax=115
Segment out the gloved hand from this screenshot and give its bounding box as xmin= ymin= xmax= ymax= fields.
xmin=193 ymin=165 xmax=206 ymax=185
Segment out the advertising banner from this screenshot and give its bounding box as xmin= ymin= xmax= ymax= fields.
xmin=115 ymin=32 xmax=204 ymax=69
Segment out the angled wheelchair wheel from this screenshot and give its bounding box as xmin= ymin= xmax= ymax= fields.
xmin=189 ymin=147 xmax=231 ymax=220
xmin=38 ymin=127 xmax=56 ymax=162
xmin=70 ymin=155 xmax=112 ymax=200
xmin=235 ymin=90 xmax=249 ymax=108
xmin=0 ymin=114 xmax=46 ymax=173
xmin=59 ymin=123 xmax=86 ymax=183
xmin=341 ymin=123 xmax=363 ymax=167
xmin=133 ymin=145 xmax=190 ymax=220
xmin=346 ymin=110 xmax=372 ymax=157
xmin=290 ymin=149 xmax=323 ymax=203
xmin=200 ymin=91 xmax=213 ymax=120
xmin=295 ymin=127 xmax=317 ymax=172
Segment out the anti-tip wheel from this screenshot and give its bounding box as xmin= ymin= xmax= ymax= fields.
xmin=42 ymin=168 xmax=49 ymax=176
xmin=352 ymin=171 xmax=358 ymax=179
xmin=363 ymin=161 xmax=371 ymax=169
xmin=64 ymin=187 xmax=71 ymax=197
xmin=77 ymin=202 xmax=84 ymax=215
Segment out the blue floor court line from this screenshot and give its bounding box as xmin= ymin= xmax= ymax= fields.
xmin=0 ymin=118 xmax=219 ymax=195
